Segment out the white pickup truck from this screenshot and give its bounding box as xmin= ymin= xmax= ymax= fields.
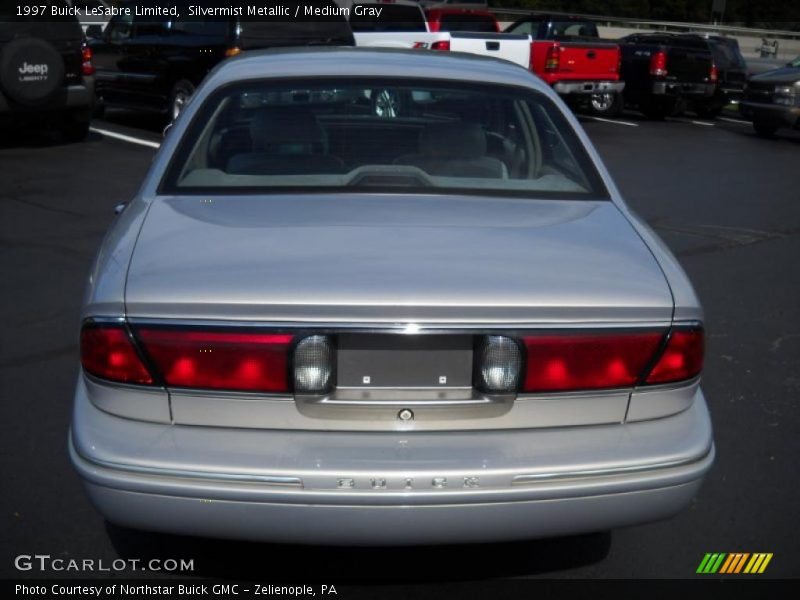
xmin=344 ymin=0 xmax=531 ymax=69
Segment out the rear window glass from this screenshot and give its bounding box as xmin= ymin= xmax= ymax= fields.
xmin=350 ymin=5 xmax=426 ymax=32
xmin=549 ymin=21 xmax=598 ymax=39
xmin=709 ymin=40 xmax=746 ymax=69
xmin=161 ymin=78 xmax=608 ymax=200
xmin=437 ymin=13 xmax=497 ymax=33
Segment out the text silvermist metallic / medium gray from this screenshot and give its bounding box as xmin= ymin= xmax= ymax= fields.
xmin=70 ymin=48 xmax=713 ymax=545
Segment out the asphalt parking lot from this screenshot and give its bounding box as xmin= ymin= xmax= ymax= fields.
xmin=1 ymin=109 xmax=798 ymax=581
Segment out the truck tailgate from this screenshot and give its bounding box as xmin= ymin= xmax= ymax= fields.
xmin=449 ymin=32 xmax=531 ymax=69
xmin=666 ymin=47 xmax=714 ymax=83
xmin=533 ymin=40 xmax=620 ymax=82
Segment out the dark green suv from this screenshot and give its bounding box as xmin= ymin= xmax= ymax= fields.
xmin=741 ymin=56 xmax=800 ymax=137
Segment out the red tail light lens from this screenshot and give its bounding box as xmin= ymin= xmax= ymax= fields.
xmin=709 ymin=63 xmax=719 ymax=83
xmin=645 ymin=329 xmax=704 ymax=384
xmin=650 ymin=50 xmax=668 ymax=77
xmin=522 ymin=332 xmax=664 ymax=393
xmin=430 ymin=40 xmax=450 ymax=51
xmin=81 ymin=325 xmax=153 ymax=385
xmin=81 ymin=45 xmax=95 ymax=76
xmin=136 ymin=329 xmax=294 ymax=393
xmin=544 ymin=44 xmax=561 ymax=72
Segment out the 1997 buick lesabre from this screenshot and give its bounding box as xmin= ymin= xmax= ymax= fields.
xmin=70 ymin=47 xmax=714 ymax=545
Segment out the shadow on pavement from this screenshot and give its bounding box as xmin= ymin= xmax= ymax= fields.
xmin=107 ymin=523 xmax=611 ymax=581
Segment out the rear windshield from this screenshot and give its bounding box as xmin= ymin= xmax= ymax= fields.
xmin=548 ymin=20 xmax=599 ymax=39
xmin=437 ymin=13 xmax=497 ymax=33
xmin=709 ymin=39 xmax=746 ymax=70
xmin=161 ymin=78 xmax=607 ymax=200
xmin=350 ymin=5 xmax=426 ymax=33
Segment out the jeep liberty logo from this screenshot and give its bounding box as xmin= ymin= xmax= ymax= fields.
xmin=18 ymin=62 xmax=49 ymax=82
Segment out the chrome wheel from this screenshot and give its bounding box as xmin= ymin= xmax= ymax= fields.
xmin=171 ymin=90 xmax=190 ymax=121
xmin=591 ymin=92 xmax=614 ymax=112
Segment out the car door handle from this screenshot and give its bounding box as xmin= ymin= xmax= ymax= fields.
xmin=486 ymin=42 xmax=500 ymax=51
xmin=587 ymin=51 xmax=596 ymax=59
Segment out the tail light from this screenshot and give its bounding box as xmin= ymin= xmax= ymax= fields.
xmin=517 ymin=327 xmax=703 ymax=393
xmin=544 ymin=44 xmax=561 ymax=72
xmin=645 ymin=329 xmax=704 ymax=384
xmin=81 ymin=44 xmax=95 ymax=76
xmin=430 ymin=40 xmax=450 ymax=51
xmin=294 ymin=335 xmax=335 ymax=394
xmin=650 ymin=50 xmax=668 ymax=77
xmin=135 ymin=329 xmax=294 ymax=393
xmin=709 ymin=63 xmax=719 ymax=83
xmin=80 ymin=325 xmax=152 ymax=385
xmin=477 ymin=336 xmax=521 ymax=393
xmin=521 ymin=332 xmax=664 ymax=393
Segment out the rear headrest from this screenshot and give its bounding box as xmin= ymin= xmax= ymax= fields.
xmin=419 ymin=123 xmax=487 ymax=159
xmin=249 ymin=107 xmax=327 ymax=152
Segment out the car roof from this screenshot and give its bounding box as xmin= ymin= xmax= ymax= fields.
xmin=205 ymin=47 xmax=546 ymax=92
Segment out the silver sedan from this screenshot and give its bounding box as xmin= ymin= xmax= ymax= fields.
xmin=70 ymin=47 xmax=714 ymax=545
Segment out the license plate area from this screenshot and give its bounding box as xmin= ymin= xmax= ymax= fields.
xmin=336 ymin=334 xmax=473 ymax=390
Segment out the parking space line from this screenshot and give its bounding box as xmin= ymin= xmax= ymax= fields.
xmin=668 ymin=117 xmax=715 ymax=127
xmin=581 ymin=115 xmax=639 ymax=127
xmin=718 ymin=117 xmax=751 ymax=126
xmin=89 ymin=127 xmax=161 ymax=149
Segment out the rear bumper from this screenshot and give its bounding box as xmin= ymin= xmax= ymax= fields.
xmin=0 ymin=79 xmax=95 ymax=115
xmin=70 ymin=385 xmax=714 ymax=545
xmin=652 ymin=81 xmax=714 ymax=97
xmin=553 ymin=80 xmax=625 ymax=95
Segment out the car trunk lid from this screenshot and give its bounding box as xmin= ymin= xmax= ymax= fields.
xmin=125 ymin=194 xmax=673 ymax=325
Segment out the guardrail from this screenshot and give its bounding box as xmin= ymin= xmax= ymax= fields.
xmin=490 ymin=7 xmax=800 ymax=41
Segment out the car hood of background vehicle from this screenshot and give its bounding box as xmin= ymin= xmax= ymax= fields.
xmin=749 ymin=65 xmax=800 ymax=84
xmin=125 ymin=194 xmax=673 ymax=324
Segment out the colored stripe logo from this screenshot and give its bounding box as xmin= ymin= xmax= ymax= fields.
xmin=697 ymin=553 xmax=773 ymax=574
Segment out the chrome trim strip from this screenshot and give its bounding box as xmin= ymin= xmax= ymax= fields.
xmin=71 ymin=438 xmax=303 ymax=488
xmin=125 ymin=317 xmax=677 ymax=331
xmin=512 ymin=445 xmax=713 ymax=485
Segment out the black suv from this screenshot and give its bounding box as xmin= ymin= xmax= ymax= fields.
xmin=0 ymin=1 xmax=95 ymax=141
xmin=88 ymin=0 xmax=354 ymax=120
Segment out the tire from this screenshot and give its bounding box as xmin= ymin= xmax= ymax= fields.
xmin=168 ymin=80 xmax=195 ymax=122
xmin=694 ymin=104 xmax=722 ymax=119
xmin=753 ymin=119 xmax=778 ymax=137
xmin=640 ymin=100 xmax=670 ymax=120
xmin=0 ymin=37 xmax=65 ymax=105
xmin=59 ymin=111 xmax=91 ymax=142
xmin=588 ymin=91 xmax=622 ymax=117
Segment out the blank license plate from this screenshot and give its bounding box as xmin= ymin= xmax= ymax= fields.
xmin=336 ymin=334 xmax=473 ymax=389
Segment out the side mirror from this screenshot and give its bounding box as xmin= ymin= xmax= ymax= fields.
xmin=85 ymin=25 xmax=103 ymax=39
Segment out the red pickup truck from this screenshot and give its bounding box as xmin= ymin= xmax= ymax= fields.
xmin=505 ymin=15 xmax=625 ymax=117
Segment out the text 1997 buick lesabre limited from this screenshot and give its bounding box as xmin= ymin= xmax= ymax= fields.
xmin=70 ymin=48 xmax=714 ymax=545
